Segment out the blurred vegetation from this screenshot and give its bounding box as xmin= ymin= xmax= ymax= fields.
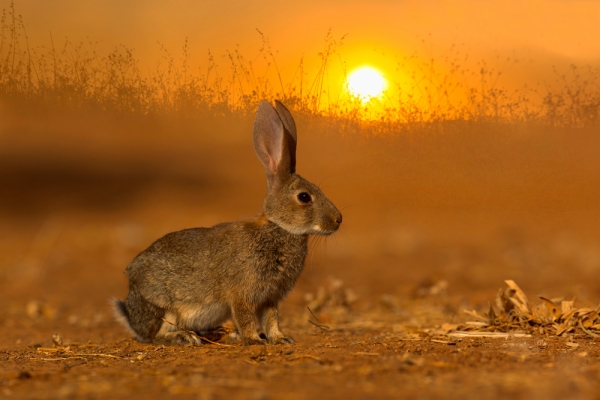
xmin=0 ymin=1 xmax=599 ymax=133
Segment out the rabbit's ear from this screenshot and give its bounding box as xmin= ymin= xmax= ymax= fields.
xmin=274 ymin=100 xmax=297 ymax=142
xmin=253 ymin=101 xmax=297 ymax=188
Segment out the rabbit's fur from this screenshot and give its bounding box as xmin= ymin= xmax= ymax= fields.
xmin=114 ymin=100 xmax=342 ymax=346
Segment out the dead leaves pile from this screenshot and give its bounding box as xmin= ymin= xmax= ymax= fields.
xmin=459 ymin=280 xmax=600 ymax=338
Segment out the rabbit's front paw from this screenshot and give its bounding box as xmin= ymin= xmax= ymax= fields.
xmin=242 ymin=337 xmax=268 ymax=346
xmin=269 ymin=335 xmax=295 ymax=345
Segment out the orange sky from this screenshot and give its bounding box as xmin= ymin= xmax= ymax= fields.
xmin=6 ymin=0 xmax=600 ymax=104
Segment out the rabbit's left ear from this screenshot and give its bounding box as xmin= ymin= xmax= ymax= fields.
xmin=253 ymin=101 xmax=297 ymax=188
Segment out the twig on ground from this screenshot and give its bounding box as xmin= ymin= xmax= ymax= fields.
xmin=35 ymin=347 xmax=124 ymax=360
xmin=579 ymin=319 xmax=600 ymax=338
xmin=307 ymin=307 xmax=330 ymax=331
xmin=449 ymin=331 xmax=531 ymax=338
xmin=431 ymin=339 xmax=456 ymax=345
xmin=75 ymin=353 xmax=123 ymax=359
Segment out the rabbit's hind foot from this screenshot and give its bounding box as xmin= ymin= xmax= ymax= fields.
xmin=211 ymin=330 xmax=266 ymax=345
xmin=268 ymin=335 xmax=295 ymax=345
xmin=242 ymin=336 xmax=268 ymax=346
xmin=154 ymin=331 xmax=202 ymax=346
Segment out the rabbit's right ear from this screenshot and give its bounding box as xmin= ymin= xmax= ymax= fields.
xmin=274 ymin=100 xmax=297 ymax=142
xmin=253 ymin=101 xmax=297 ymax=189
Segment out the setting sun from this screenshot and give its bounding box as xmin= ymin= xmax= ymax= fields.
xmin=346 ymin=66 xmax=388 ymax=101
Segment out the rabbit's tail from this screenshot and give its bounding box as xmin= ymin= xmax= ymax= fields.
xmin=112 ymin=298 xmax=140 ymax=339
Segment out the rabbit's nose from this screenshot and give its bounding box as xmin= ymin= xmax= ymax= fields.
xmin=334 ymin=213 xmax=342 ymax=225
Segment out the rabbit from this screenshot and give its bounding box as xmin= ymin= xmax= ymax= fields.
xmin=113 ymin=100 xmax=342 ymax=346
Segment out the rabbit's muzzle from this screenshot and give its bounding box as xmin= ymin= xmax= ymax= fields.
xmin=314 ymin=209 xmax=342 ymax=235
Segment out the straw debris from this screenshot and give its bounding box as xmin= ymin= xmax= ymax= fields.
xmin=456 ymin=280 xmax=600 ymax=337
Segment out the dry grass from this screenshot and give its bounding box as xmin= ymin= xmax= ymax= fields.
xmin=1 ymin=1 xmax=599 ymax=132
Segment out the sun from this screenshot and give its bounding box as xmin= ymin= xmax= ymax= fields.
xmin=346 ymin=66 xmax=388 ymax=102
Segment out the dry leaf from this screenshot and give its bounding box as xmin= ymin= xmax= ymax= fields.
xmin=505 ymin=280 xmax=531 ymax=314
xmin=561 ymin=301 xmax=574 ymax=315
xmin=539 ymin=297 xmax=561 ymax=320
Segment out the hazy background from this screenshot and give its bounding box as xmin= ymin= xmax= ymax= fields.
xmin=16 ymin=0 xmax=600 ymax=59
xmin=2 ymin=2 xmax=600 ymax=398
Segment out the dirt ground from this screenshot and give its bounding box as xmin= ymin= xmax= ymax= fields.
xmin=2 ymin=105 xmax=600 ymax=399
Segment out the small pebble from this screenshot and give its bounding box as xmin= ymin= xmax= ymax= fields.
xmin=18 ymin=371 xmax=32 ymax=380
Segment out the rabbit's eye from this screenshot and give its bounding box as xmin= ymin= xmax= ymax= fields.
xmin=297 ymin=192 xmax=312 ymax=204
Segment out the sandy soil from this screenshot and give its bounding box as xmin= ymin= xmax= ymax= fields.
xmin=1 ymin=106 xmax=600 ymax=399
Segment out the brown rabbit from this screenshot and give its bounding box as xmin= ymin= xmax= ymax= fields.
xmin=113 ymin=100 xmax=342 ymax=345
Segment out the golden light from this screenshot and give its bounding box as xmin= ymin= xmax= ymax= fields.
xmin=346 ymin=66 xmax=388 ymax=102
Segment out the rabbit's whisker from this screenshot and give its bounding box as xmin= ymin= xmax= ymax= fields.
xmin=308 ymin=235 xmax=324 ymax=268
xmin=317 ymin=174 xmax=336 ymax=187
xmin=339 ymin=204 xmax=358 ymax=212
